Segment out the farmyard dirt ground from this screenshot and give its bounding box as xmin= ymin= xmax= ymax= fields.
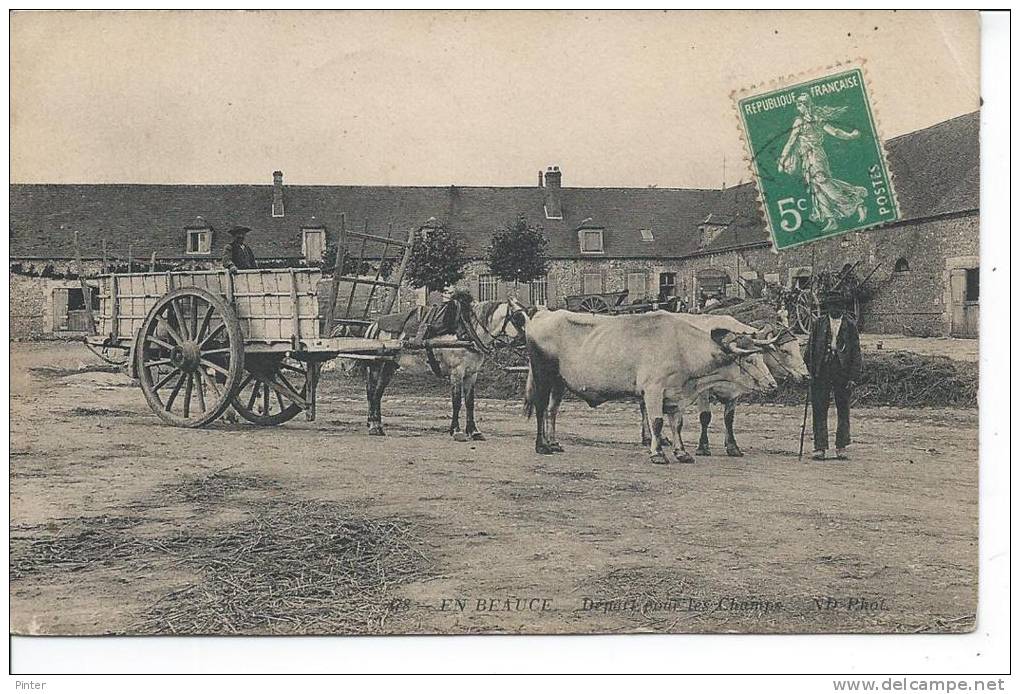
xmin=10 ymin=341 xmax=977 ymax=635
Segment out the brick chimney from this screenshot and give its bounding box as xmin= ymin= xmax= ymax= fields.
xmin=543 ymin=166 xmax=562 ymax=219
xmin=272 ymin=170 xmax=284 ymax=218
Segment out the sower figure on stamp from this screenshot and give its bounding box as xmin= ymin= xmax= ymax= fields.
xmin=805 ymin=291 xmax=862 ymax=461
xmin=221 ymin=225 xmax=258 ymax=271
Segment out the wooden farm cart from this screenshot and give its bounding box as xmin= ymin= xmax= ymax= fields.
xmin=563 ymin=290 xmax=682 ymax=315
xmin=82 ymin=222 xmax=469 ymax=428
xmin=564 ymin=290 xmax=630 ymax=314
xmin=784 ymin=262 xmax=881 ymax=333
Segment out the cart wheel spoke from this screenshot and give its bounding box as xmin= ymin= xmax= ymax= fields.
xmin=236 ymin=371 xmax=254 ymax=391
xmin=170 ymin=298 xmax=191 ymax=341
xmin=153 ymin=367 xmax=182 ymax=392
xmin=146 ymin=334 xmax=176 ymax=351
xmin=194 ymin=372 xmax=206 ymax=413
xmin=262 ymin=383 xmax=270 ymax=416
xmin=200 ymin=323 xmax=227 ymax=349
xmin=236 ymin=371 xmax=255 ymax=395
xmin=191 ymin=296 xmax=200 ymax=340
xmin=198 ymin=368 xmax=222 ymax=399
xmin=268 ymin=374 xmax=304 ymax=405
xmin=154 ymin=314 xmax=186 ymax=346
xmin=182 ymin=374 xmax=194 ymax=417
xmin=200 ymin=359 xmax=231 ymax=377
xmin=247 ymin=380 xmax=261 ymax=410
xmin=165 ymin=373 xmax=187 ymax=411
xmin=196 ymin=303 xmax=215 ymax=342
xmin=276 ymin=371 xmax=300 ymax=399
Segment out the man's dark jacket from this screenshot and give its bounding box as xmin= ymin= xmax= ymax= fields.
xmin=221 ymin=240 xmax=257 ymax=270
xmin=804 ymin=317 xmax=863 ymax=381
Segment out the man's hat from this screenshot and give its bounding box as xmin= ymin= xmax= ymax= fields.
xmin=821 ymin=291 xmax=848 ymax=309
xmin=228 ymin=225 xmax=252 ymax=236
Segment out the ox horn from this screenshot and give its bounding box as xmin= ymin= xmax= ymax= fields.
xmin=752 ymin=332 xmax=781 ymax=347
xmin=713 ymin=329 xmax=762 ymax=356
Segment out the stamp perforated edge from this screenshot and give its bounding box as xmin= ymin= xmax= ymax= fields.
xmin=729 ymin=58 xmax=902 ymax=254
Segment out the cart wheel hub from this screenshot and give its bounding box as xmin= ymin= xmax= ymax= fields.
xmin=171 ymin=342 xmax=201 ymax=371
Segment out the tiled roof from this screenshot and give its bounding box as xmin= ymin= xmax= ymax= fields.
xmin=885 ymin=110 xmax=979 ymax=218
xmin=699 ymin=110 xmax=980 ymax=254
xmin=10 ymin=111 xmax=978 ymax=263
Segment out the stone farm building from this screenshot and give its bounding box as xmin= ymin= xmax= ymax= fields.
xmin=10 ymin=111 xmax=977 ymax=340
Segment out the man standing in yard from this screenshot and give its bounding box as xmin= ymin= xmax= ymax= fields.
xmin=805 ymin=292 xmax=863 ymax=461
xmin=221 ymin=225 xmax=257 ymax=271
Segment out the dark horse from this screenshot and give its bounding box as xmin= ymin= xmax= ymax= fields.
xmin=354 ymin=291 xmax=529 ymax=440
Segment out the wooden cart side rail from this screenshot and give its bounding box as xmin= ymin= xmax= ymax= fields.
xmin=96 ymin=268 xmax=322 ymax=346
xmin=384 ymin=227 xmax=416 ymax=314
xmin=93 ymin=268 xmax=323 ymax=279
xmin=343 ymin=228 xmax=413 ymax=248
xmin=332 ymin=275 xmax=403 ymax=290
xmin=104 ymin=290 xmax=319 ymax=300
xmin=325 ymin=218 xmax=416 ymax=329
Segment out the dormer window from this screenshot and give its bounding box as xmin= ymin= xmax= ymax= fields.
xmin=303 ymin=228 xmax=326 ymax=262
xmin=640 ymin=229 xmax=654 ymax=242
xmin=186 ymin=228 xmax=211 ymax=255
xmin=579 ymin=228 xmax=605 ymax=254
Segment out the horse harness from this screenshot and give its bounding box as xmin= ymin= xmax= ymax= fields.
xmin=416 ymin=299 xmax=527 ymax=376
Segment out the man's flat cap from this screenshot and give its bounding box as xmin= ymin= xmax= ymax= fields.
xmin=228 ymin=225 xmax=252 ymax=236
xmin=821 ymin=291 xmax=849 ymax=308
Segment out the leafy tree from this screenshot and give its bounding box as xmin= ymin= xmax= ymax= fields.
xmin=486 ymin=214 xmax=548 ymax=286
xmin=404 ymin=222 xmax=467 ymax=293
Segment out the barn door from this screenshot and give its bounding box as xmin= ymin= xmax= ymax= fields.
xmin=949 ymin=269 xmax=968 ymax=337
xmin=52 ymin=288 xmax=69 ymax=331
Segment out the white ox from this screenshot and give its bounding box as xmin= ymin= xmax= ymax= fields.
xmin=638 ymin=314 xmax=809 ymax=456
xmin=524 ymin=310 xmax=779 ymax=464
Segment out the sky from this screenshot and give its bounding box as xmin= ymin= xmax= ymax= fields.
xmin=10 ymin=10 xmax=980 ymax=188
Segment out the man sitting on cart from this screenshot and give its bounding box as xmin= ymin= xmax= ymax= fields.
xmin=221 ymin=225 xmax=257 ymax=271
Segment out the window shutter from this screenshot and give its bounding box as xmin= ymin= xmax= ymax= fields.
xmin=627 ymin=272 xmax=647 ymax=299
xmin=582 ymin=272 xmax=603 ymax=295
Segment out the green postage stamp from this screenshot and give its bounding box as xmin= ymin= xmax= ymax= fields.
xmin=736 ymin=66 xmax=900 ymax=251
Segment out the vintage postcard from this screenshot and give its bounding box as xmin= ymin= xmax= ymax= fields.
xmin=10 ymin=10 xmax=981 ymax=640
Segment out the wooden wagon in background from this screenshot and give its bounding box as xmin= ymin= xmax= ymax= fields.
xmin=83 ymin=220 xmax=465 ymax=428
xmin=564 ymin=289 xmax=683 ymax=315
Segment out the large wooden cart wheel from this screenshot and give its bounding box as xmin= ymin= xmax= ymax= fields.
xmin=578 ymin=296 xmax=610 ymax=313
xmin=845 ymin=295 xmax=861 ymax=326
xmin=792 ymin=291 xmax=819 ymax=334
xmin=230 ymin=354 xmax=309 ymax=426
xmin=136 ymin=287 xmax=244 ymax=427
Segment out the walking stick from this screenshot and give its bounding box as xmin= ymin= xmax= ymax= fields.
xmin=798 ymin=372 xmax=811 ymax=460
